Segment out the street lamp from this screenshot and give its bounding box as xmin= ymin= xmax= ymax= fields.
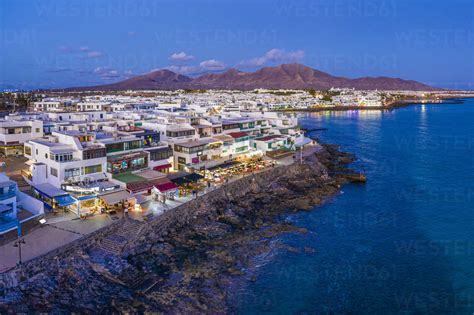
xmin=13 ymin=238 xmax=26 ymax=266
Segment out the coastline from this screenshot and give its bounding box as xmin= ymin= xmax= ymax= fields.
xmin=0 ymin=144 xmax=360 ymax=313
xmin=275 ymin=96 xmax=473 ymax=113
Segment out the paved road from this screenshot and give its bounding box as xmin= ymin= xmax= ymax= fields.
xmin=0 ymin=214 xmax=116 ymax=271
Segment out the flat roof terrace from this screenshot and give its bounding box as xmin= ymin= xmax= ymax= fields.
xmin=175 ymin=138 xmax=218 ymax=148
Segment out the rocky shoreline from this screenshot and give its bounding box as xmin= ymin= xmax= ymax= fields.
xmin=0 ymin=144 xmax=359 ymax=314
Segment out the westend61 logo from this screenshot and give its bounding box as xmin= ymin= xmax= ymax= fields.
xmin=274 ymin=0 xmax=397 ymax=18
xmin=307 ymin=53 xmax=398 ymax=72
xmin=395 ymin=29 xmax=474 ymax=48
xmin=394 ymin=240 xmax=474 ymax=256
xmin=154 ymin=29 xmax=277 ymax=46
xmin=0 ymin=29 xmax=38 ymax=46
xmin=394 ymin=292 xmax=474 ymax=311
xmin=34 ymin=0 xmax=162 ymax=17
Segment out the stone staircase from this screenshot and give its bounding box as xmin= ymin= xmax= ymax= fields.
xmin=119 ymin=268 xmax=147 ymax=289
xmin=10 ymin=174 xmax=31 ymax=192
xmin=116 ymin=219 xmax=145 ymax=238
xmin=99 ymin=234 xmax=128 ymax=255
xmin=98 ymin=219 xmax=145 ymax=255
xmin=118 ymin=268 xmax=158 ymax=292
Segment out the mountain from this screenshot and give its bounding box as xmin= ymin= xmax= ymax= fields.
xmin=191 ymin=64 xmax=349 ymax=90
xmin=67 ymin=69 xmax=192 ymax=91
xmin=64 ymin=64 xmax=438 ymax=91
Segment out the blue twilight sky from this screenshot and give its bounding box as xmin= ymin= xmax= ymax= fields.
xmin=0 ymin=0 xmax=473 ymax=90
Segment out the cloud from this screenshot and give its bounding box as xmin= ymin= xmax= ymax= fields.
xmin=123 ymin=70 xmax=135 ymax=78
xmin=240 ymin=48 xmax=305 ymax=67
xmin=164 ymin=59 xmax=227 ymax=75
xmin=93 ymin=67 xmax=120 ymax=79
xmin=127 ymin=31 xmax=137 ymax=36
xmin=86 ymin=51 xmax=103 ymax=58
xmin=169 ymin=52 xmax=195 ymax=62
xmin=199 ymin=59 xmax=226 ymax=71
xmin=56 ymin=46 xmax=104 ymax=59
xmin=164 ymin=65 xmax=200 ymax=75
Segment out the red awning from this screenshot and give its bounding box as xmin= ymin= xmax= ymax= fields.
xmin=153 ymin=163 xmax=172 ymax=171
xmin=154 ymin=182 xmax=178 ymax=192
xmin=228 ymin=132 xmax=249 ymax=139
xmin=127 ymin=181 xmax=154 ymax=193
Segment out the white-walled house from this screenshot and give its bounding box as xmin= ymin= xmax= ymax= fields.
xmin=32 ymin=100 xmax=62 ymax=112
xmin=23 ymin=131 xmax=107 ymax=189
xmin=0 ymin=120 xmax=43 ymax=156
xmin=172 ymin=138 xmax=222 ymax=171
xmin=46 ymin=111 xmax=107 ymax=122
xmin=251 ymin=134 xmax=291 ymax=153
xmin=75 ymin=102 xmax=110 ymax=112
xmin=96 ymin=133 xmax=149 ymax=174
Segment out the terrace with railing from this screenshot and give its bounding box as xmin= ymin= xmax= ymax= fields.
xmin=0 ymin=182 xmax=16 ymax=200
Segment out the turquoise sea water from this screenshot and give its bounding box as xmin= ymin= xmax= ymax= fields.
xmin=231 ymin=100 xmax=474 ymax=314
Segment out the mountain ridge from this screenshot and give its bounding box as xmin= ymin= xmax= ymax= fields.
xmin=63 ymin=64 xmax=439 ymax=91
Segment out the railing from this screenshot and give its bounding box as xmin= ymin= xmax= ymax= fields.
xmin=0 ymin=190 xmax=16 ymax=200
xmin=0 ymin=219 xmax=18 ymax=232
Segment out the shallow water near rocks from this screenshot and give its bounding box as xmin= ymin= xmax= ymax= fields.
xmin=229 ymin=100 xmax=474 ymax=314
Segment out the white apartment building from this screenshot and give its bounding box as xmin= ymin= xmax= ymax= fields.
xmin=23 ymin=131 xmax=107 ymax=189
xmin=47 ymin=111 xmax=107 ymax=122
xmin=142 ymin=120 xmax=198 ymax=144
xmin=0 ymin=120 xmax=43 ymax=156
xmin=75 ymin=102 xmax=110 ymax=112
xmin=358 ymin=94 xmax=383 ymax=107
xmin=32 ymin=100 xmax=62 ymax=112
xmin=96 ymin=133 xmax=149 ymax=174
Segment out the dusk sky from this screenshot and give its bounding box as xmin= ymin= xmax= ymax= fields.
xmin=1 ymin=0 xmax=473 ymax=90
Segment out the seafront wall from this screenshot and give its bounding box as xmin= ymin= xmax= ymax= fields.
xmin=128 ymin=160 xmax=318 ymax=248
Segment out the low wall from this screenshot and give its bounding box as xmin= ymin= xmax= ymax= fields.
xmin=17 ymin=191 xmax=44 ymax=215
xmin=16 ymin=218 xmax=126 ymax=275
xmin=128 ymin=161 xmax=316 ymax=250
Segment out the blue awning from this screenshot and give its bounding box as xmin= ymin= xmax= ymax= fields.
xmin=77 ymin=195 xmax=97 ymax=201
xmin=55 ymin=195 xmax=77 ymax=207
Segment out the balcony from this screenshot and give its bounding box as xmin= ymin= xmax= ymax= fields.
xmin=0 ymin=189 xmax=16 ymax=201
xmin=0 ymin=217 xmax=18 ymax=233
